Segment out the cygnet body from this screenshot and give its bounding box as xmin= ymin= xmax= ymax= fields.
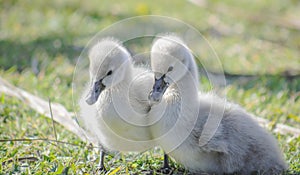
xmin=148 ymin=35 xmax=287 ymax=174
xmin=79 ymin=38 xmax=154 ymax=152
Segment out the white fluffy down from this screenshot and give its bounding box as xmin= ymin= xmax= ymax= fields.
xmin=148 ymin=34 xmax=287 ymax=174
xmin=79 ymin=38 xmax=154 ymax=152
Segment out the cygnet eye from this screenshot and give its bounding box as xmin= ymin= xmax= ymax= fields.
xmin=106 ymin=70 xmax=112 ymax=76
xmin=167 ymin=66 xmax=173 ymax=72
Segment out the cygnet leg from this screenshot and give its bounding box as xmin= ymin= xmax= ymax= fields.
xmin=160 ymin=153 xmax=172 ymax=174
xmin=97 ymin=149 xmax=106 ymax=172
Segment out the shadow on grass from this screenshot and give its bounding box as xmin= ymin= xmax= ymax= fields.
xmin=229 ymin=75 xmax=300 ymax=93
xmin=0 ymin=35 xmax=84 ymax=71
xmin=198 ymin=64 xmax=300 ymax=94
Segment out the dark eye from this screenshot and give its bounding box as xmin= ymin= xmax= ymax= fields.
xmin=107 ymin=70 xmax=112 ymax=76
xmin=168 ymin=66 xmax=173 ymax=72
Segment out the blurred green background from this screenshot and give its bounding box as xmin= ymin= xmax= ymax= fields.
xmin=0 ymin=0 xmax=299 ymax=174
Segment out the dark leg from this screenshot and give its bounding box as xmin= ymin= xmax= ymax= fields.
xmin=97 ymin=149 xmax=106 ymax=172
xmin=160 ymin=153 xmax=172 ymax=174
xmin=163 ymin=153 xmax=170 ymax=169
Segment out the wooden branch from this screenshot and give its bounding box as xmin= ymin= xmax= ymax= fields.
xmin=0 ymin=77 xmax=98 ymax=145
xmin=2 ymin=156 xmax=39 ymax=165
xmin=252 ymin=114 xmax=300 ymax=137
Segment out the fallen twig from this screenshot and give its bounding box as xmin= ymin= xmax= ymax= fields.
xmin=0 ymin=138 xmax=99 ymax=149
xmin=49 ymin=98 xmax=58 ymax=143
xmin=253 ymin=115 xmax=300 ymax=137
xmin=2 ymin=156 xmax=39 ymax=166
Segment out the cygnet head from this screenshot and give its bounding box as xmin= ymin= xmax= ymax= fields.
xmin=149 ymin=34 xmax=193 ymax=103
xmin=85 ymin=38 xmax=131 ymax=105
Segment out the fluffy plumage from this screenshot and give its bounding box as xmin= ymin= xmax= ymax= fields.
xmin=79 ymin=38 xmax=154 ymax=152
xmin=148 ymin=34 xmax=287 ymax=174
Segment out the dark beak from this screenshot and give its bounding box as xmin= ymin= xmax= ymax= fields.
xmin=85 ymin=79 xmax=105 ymax=105
xmin=148 ymin=75 xmax=169 ymax=103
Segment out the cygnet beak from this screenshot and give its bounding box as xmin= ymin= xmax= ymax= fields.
xmin=85 ymin=79 xmax=105 ymax=105
xmin=148 ymin=74 xmax=169 ymax=104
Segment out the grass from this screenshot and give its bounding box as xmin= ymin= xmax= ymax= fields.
xmin=0 ymin=0 xmax=299 ymax=174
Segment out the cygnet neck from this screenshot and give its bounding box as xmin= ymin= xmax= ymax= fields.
xmin=168 ymin=60 xmax=199 ymax=102
xmin=114 ymin=62 xmax=133 ymax=91
xmin=110 ymin=63 xmax=150 ymax=121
